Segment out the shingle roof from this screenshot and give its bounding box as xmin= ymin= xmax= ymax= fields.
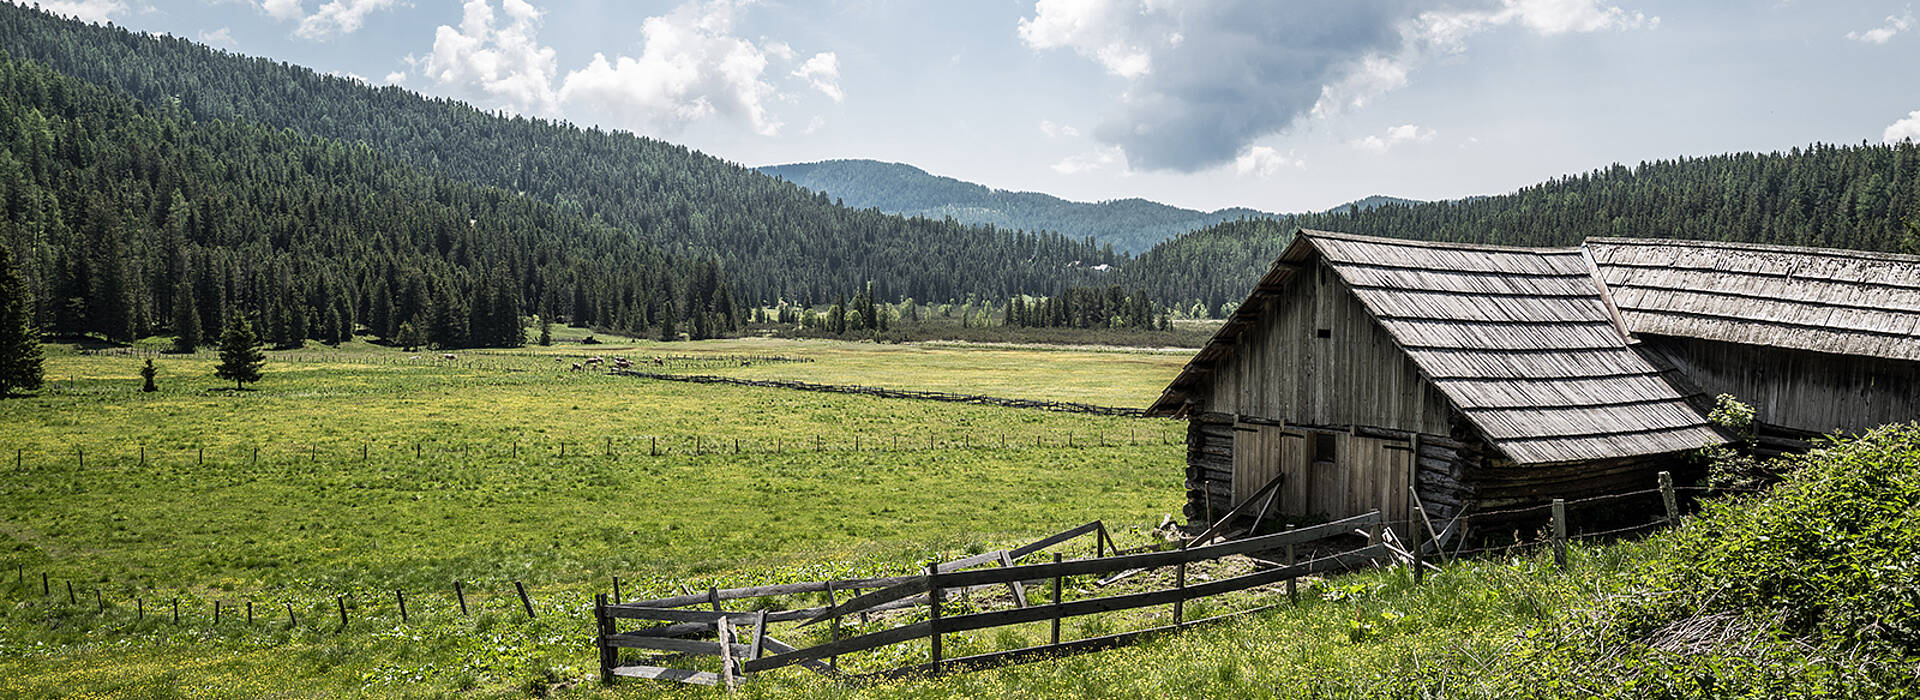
xmin=1586 ymin=237 xmax=1920 ymax=362
xmin=1147 ymin=229 xmax=1724 ymax=466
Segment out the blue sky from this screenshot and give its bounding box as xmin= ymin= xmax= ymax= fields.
xmin=32 ymin=0 xmax=1920 ymax=213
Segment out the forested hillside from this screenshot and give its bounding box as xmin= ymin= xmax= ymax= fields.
xmin=0 ymin=4 xmax=1118 ymax=304
xmin=0 ymin=54 xmax=736 ymax=347
xmin=1129 ymin=143 xmax=1920 ymax=312
xmin=760 ymin=159 xmax=1280 ymax=254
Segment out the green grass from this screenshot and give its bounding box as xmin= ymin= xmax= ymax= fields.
xmin=7 ymin=339 xmax=1910 ymax=698
xmin=0 ymin=338 xmax=1188 ymax=697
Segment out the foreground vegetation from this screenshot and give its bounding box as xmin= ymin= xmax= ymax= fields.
xmin=4 ymin=338 xmax=1914 ymax=698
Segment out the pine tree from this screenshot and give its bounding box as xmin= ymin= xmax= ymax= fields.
xmin=395 ymin=320 xmax=427 ymax=351
xmin=140 ymin=358 xmax=157 ymax=392
xmin=0 ymin=246 xmax=46 ymax=396
xmin=171 ymin=277 xmax=201 ymax=352
xmin=215 ymin=312 xmax=265 ymax=390
xmin=538 ymin=313 xmax=553 ymax=346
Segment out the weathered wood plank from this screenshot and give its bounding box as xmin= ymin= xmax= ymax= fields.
xmin=607 ymin=633 xmax=754 ymax=657
xmin=609 ymin=665 xmax=722 ymax=685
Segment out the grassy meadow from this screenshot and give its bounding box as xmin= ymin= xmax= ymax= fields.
xmin=1 ymin=335 xmax=1193 ymax=697
xmin=11 ymin=334 xmax=1907 ymax=698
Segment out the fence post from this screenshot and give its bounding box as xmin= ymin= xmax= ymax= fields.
xmin=926 ymin=560 xmax=942 ymax=673
xmin=515 ymin=581 xmax=536 ymax=618
xmin=247 ymin=601 xmax=253 ymax=624
xmin=716 ymin=616 xmax=738 ymax=692
xmin=42 ymin=572 xmax=48 ymax=596
xmin=1051 ymin=553 xmax=1063 ymax=646
xmin=612 ymin=576 xmax=622 ymax=604
xmin=1658 ymin=471 xmax=1678 ymax=525
xmin=286 ymin=601 xmax=297 ymax=627
xmin=338 ymin=596 xmax=348 ymax=628
xmin=198 ymin=446 xmax=204 ymax=465
xmin=96 ymin=588 xmax=104 ymax=612
xmin=605 ymin=436 xmax=612 ymax=457
xmin=67 ymin=580 xmax=74 ymax=604
xmin=1551 ymin=498 xmax=1568 ymax=570
xmin=1173 ymin=561 xmax=1187 ymax=625
xmin=825 ymin=580 xmax=841 ymax=673
xmin=1286 ymin=525 xmax=1298 ymax=604
xmin=751 ymin=609 xmax=768 ymax=663
xmin=595 ymin=594 xmax=616 ymax=684
xmin=138 ymin=598 xmax=144 ymax=620
xmin=395 ymin=589 xmax=407 ymax=623
xmin=139 ymin=445 xmax=145 ymax=467
xmin=455 ymin=580 xmax=468 ymax=616
xmin=173 ymin=598 xmax=179 ymax=624
xmin=651 ymin=437 xmax=657 ymax=456
xmin=212 ymin=601 xmax=222 ymax=625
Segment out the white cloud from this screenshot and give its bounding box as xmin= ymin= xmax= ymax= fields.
xmin=792 ymin=52 xmax=843 ymax=102
xmin=1017 ymin=0 xmax=1154 ymax=78
xmin=1234 ymin=146 xmax=1304 ymax=178
xmin=1886 ymin=109 xmax=1920 ymax=143
xmin=383 ymin=70 xmax=408 ymax=84
xmin=1039 ymin=119 xmax=1080 ymax=139
xmin=198 ymin=26 xmax=235 ymax=46
xmin=1019 ymin=0 xmax=1652 ymax=172
xmin=556 ymin=0 xmax=785 ymax=136
xmin=297 ymin=0 xmax=397 ymax=39
xmin=1051 ymin=145 xmax=1127 ymax=175
xmin=260 ymin=0 xmax=304 ymax=22
xmin=422 ymin=0 xmax=562 ymax=117
xmin=1352 ymin=124 xmax=1436 ymax=153
xmin=803 ymin=115 xmax=826 ymax=135
xmin=38 ymin=0 xmax=127 ymax=23
xmin=1847 ymin=7 xmax=1914 ymax=44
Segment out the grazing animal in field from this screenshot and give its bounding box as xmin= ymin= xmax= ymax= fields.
xmin=613 ymin=358 xmax=633 ymax=369
xmin=652 ymin=358 xmax=665 ymax=366
xmin=585 ymin=356 xmax=604 ymax=367
xmin=441 ymin=353 xmax=456 ymax=361
xmin=570 ymin=363 xmax=583 ymax=372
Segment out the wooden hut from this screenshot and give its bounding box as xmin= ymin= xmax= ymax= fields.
xmin=1587 ymin=237 xmax=1920 ymax=443
xmin=1146 ymin=230 xmax=1726 ymax=533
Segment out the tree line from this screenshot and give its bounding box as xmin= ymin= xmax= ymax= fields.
xmin=0 ymin=4 xmax=1122 ymax=306
xmin=1127 ymin=142 xmax=1920 ymax=314
xmin=0 ymin=54 xmax=737 ymax=350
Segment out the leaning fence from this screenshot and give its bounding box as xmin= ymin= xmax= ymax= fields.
xmin=594 ymin=511 xmax=1389 ymax=687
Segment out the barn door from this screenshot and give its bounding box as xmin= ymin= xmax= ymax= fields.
xmin=1231 ymin=422 xmax=1287 ymax=508
xmin=1304 ymin=433 xmax=1412 ymax=527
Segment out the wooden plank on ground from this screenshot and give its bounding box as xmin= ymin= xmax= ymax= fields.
xmin=610 ymin=665 xmax=721 ymax=686
xmin=607 ymin=633 xmax=753 ymax=657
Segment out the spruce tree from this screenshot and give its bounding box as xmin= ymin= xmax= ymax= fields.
xmin=171 ymin=278 xmax=201 ymax=352
xmin=215 ymin=313 xmax=265 ymax=390
xmin=538 ymin=314 xmax=553 ymax=346
xmin=0 ymin=246 xmax=46 ymax=396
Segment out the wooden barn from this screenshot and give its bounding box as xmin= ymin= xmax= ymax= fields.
xmin=1586 ymin=238 xmax=1920 ymax=443
xmin=1146 ymin=230 xmax=1727 ymax=534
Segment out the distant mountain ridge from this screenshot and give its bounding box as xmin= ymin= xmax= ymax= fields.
xmin=761 ymin=160 xmax=1302 ymax=254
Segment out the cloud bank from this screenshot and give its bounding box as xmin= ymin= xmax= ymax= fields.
xmin=1886 ymin=109 xmax=1920 ymax=143
xmin=419 ymin=0 xmax=836 ymax=138
xmin=1019 ymin=0 xmax=1653 ymax=172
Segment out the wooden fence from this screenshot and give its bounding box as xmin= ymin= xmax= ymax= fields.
xmin=612 ymin=371 xmax=1149 ymax=417
xmin=594 ymin=511 xmax=1388 ymax=687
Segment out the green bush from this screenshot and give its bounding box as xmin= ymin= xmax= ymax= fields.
xmin=1502 ymin=424 xmax=1920 ymax=698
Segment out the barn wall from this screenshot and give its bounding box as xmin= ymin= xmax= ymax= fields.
xmin=1637 ymin=336 xmax=1920 ymax=436
xmin=1195 ymin=260 xmax=1453 ymax=435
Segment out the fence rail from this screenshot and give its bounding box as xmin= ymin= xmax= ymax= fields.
xmin=612 ymin=371 xmax=1150 ymax=417
xmin=595 ymin=512 xmax=1387 ymax=687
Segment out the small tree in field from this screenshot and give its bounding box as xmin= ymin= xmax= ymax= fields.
xmin=395 ymin=320 xmax=427 ymax=351
xmin=215 ymin=313 xmax=265 ymax=390
xmin=140 ymin=359 xmax=158 ymax=392
xmin=538 ymin=315 xmax=553 ymax=346
xmin=0 ymin=246 xmax=44 ymax=396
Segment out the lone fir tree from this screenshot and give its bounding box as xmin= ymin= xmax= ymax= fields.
xmin=140 ymin=358 xmax=157 ymax=392
xmin=0 ymin=246 xmax=44 ymax=396
xmin=215 ymin=313 xmax=265 ymax=390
